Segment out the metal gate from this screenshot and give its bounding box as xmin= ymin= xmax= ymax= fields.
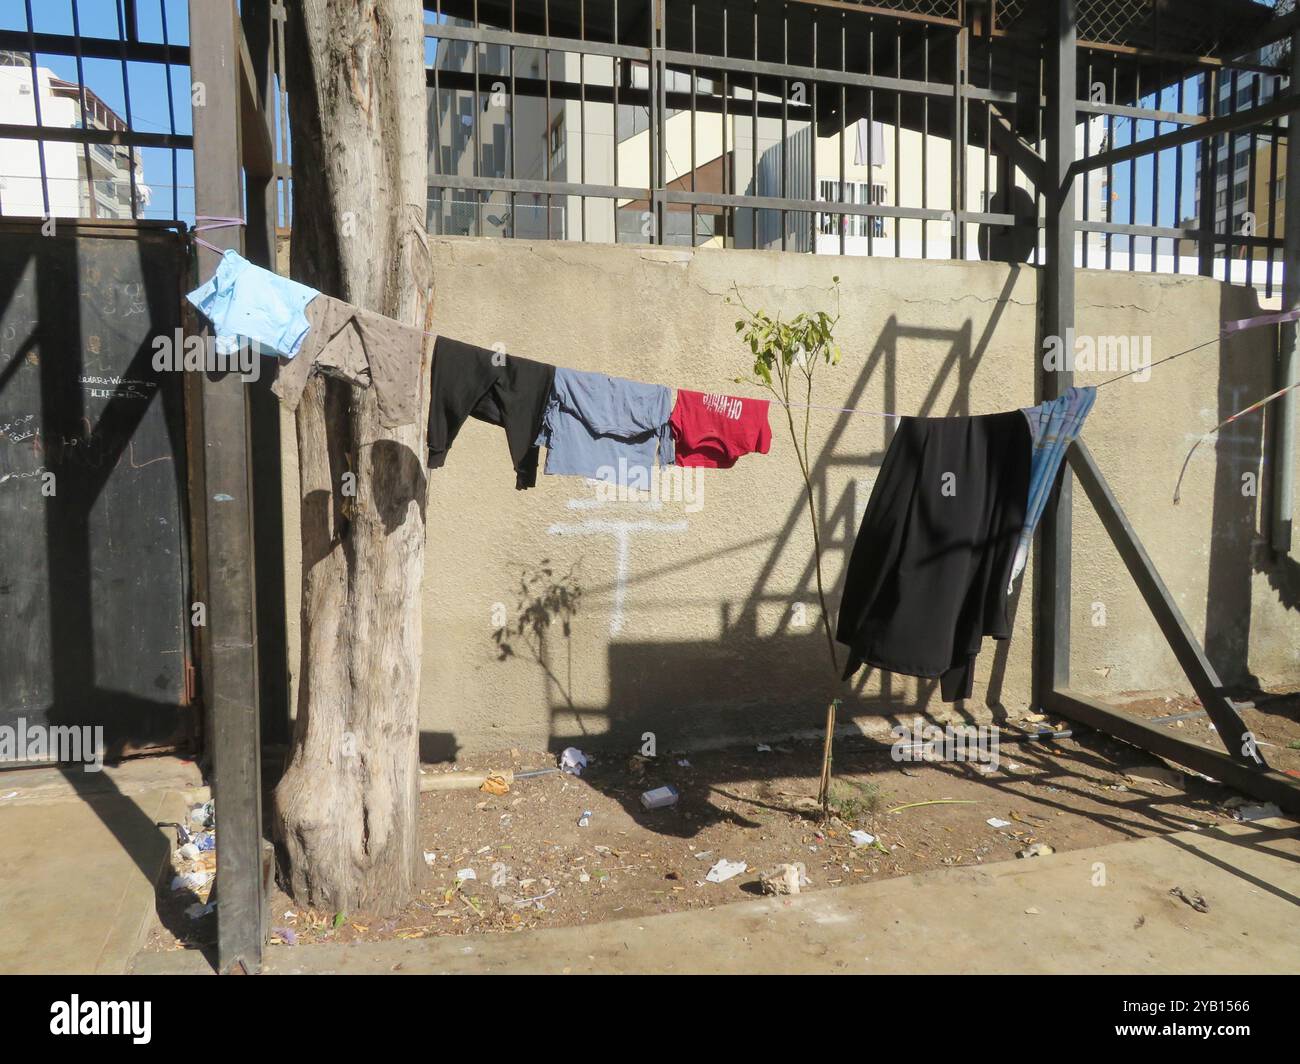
xmin=0 ymin=219 xmax=195 ymax=761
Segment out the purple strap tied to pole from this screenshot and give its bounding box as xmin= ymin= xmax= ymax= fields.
xmin=191 ymin=215 xmax=246 ymax=255
xmin=1221 ymin=307 xmax=1300 ymax=335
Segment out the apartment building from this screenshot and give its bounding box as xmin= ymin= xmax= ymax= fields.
xmin=0 ymin=51 xmax=149 ymax=219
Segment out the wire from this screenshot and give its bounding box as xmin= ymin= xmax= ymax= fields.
xmin=1172 ymin=378 xmax=1300 ymax=504
xmin=1095 ymin=307 xmax=1300 ymax=388
xmin=1093 ymin=335 xmax=1221 ymax=388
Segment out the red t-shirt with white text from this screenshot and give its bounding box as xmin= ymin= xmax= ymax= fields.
xmin=669 ymin=389 xmax=772 ymax=468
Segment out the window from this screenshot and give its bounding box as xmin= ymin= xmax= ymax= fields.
xmin=617 ymin=104 xmax=650 ymax=142
xmin=456 ymin=97 xmax=473 ymax=152
xmin=547 ymin=113 xmax=565 ymax=171
xmin=817 ymin=180 xmax=885 ymax=238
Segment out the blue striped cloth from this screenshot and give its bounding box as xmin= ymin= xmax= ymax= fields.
xmin=1009 ymin=386 xmax=1097 ymax=590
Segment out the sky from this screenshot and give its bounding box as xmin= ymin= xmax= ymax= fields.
xmin=2 ymin=0 xmax=195 ymax=222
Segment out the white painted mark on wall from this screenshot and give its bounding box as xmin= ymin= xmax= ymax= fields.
xmin=548 ymin=503 xmax=688 ymax=635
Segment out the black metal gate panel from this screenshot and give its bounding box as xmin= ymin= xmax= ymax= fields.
xmin=0 ymin=221 xmax=194 ymax=759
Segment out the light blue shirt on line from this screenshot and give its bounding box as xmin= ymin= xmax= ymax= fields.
xmin=186 ymin=249 xmax=319 ymax=357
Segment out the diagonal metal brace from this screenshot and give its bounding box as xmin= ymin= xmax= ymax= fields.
xmin=1066 ymin=439 xmax=1266 ymax=769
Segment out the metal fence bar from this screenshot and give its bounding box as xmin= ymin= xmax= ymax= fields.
xmin=1246 ymin=73 xmax=1259 ymax=289
xmin=1127 ymin=54 xmax=1137 ymax=273
xmin=0 ymin=124 xmax=192 ymax=149
xmin=22 ymin=0 xmax=51 ymax=218
xmin=0 ymin=28 xmax=191 ymax=64
xmin=1036 ymin=0 xmax=1075 ymax=708
xmin=1172 ymin=69 xmax=1184 ymax=275
xmin=952 ymin=25 xmax=972 ymax=261
xmin=113 ymin=0 xmax=141 ymax=218
xmin=665 ymin=187 xmax=1014 ymax=224
xmin=1044 ymin=690 xmax=1300 ymax=812
xmin=1274 ymin=26 xmax=1300 ymax=556
xmin=1071 ymin=91 xmax=1300 ymax=178
xmin=426 ymin=18 xmax=650 ymax=60
xmin=188 ymin=0 xmax=266 ymax=977
xmin=1077 ymin=99 xmax=1203 ymax=125
xmin=1266 ymin=72 xmax=1281 ymax=296
xmin=430 ymin=172 xmax=648 ymax=199
xmin=413 ymin=2 xmax=1291 ymax=281
xmin=1152 ymin=7 xmax=1163 ymax=261
xmin=68 ymin=1 xmax=97 ymax=220
xmin=472 ymin=0 xmax=482 ymax=238
xmin=750 ymin=1 xmax=758 ymax=250
xmin=810 ymin=9 xmax=818 ymax=254
xmin=658 ymin=48 xmax=1013 ymax=102
xmin=159 ymin=0 xmax=180 ymax=223
xmin=1225 ymin=68 xmax=1239 ymax=267
xmin=892 ymin=24 xmax=900 ymax=257
xmin=544 ymin=0 xmax=553 ymax=238
xmin=920 ymin=22 xmax=928 ymax=257
xmin=838 ymin=7 xmax=846 ymax=256
xmin=1199 ymin=66 xmax=1218 ymax=275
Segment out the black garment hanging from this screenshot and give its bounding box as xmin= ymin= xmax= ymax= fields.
xmin=426 ymin=337 xmax=556 ymax=489
xmin=836 ymin=410 xmax=1031 ymax=701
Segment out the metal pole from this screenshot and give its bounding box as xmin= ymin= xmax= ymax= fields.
xmin=239 ymin=0 xmax=290 ymax=749
xmin=188 ymin=0 xmax=265 ymax=976
xmin=1035 ymin=0 xmax=1076 ymax=708
xmin=1198 ymin=68 xmax=1218 ymax=277
xmin=1271 ymin=27 xmax=1300 ymax=554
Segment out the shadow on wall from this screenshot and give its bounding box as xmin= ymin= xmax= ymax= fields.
xmin=479 ymin=271 xmax=1031 ymax=754
xmin=1207 ymin=281 xmax=1300 ymax=687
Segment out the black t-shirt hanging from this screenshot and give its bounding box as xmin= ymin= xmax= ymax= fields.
xmin=426 ymin=337 xmax=556 ymax=489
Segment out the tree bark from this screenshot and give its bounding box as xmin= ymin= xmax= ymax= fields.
xmin=272 ymin=0 xmax=431 ymax=915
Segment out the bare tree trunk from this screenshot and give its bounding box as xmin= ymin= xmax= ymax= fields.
xmin=273 ymin=0 xmax=431 ymax=915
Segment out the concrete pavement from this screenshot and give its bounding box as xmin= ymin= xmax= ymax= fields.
xmin=0 ymin=758 xmax=204 ymax=974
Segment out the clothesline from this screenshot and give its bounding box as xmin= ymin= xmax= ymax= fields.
xmin=188 ymin=217 xmax=1298 ymax=483
xmin=193 ymin=234 xmax=1080 ymax=702
xmin=773 ymin=328 xmax=1244 ymax=413
xmin=181 ymin=224 xmax=1288 ymax=709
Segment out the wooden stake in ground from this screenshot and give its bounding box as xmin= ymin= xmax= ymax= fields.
xmin=818 ymin=698 xmax=841 ymax=815
xmin=272 ymin=0 xmax=432 ymax=916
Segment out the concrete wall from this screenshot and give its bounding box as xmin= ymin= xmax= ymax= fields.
xmin=281 ymin=237 xmax=1300 ymax=761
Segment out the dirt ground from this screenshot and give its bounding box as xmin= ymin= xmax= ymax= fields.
xmin=1118 ymin=687 xmax=1300 ymax=778
xmin=144 ymin=691 xmax=1300 ymax=956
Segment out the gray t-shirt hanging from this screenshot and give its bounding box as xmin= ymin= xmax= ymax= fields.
xmin=535 ymin=367 xmax=675 ymax=485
